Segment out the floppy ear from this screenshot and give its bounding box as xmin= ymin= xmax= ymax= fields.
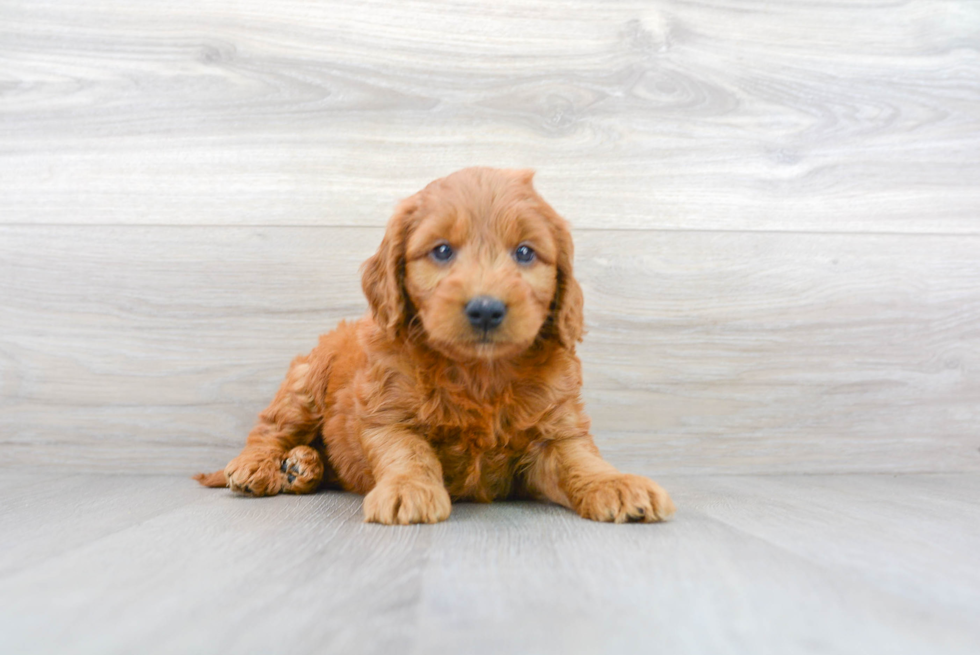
xmin=361 ymin=196 xmax=418 ymax=341
xmin=551 ymin=214 xmax=585 ymax=349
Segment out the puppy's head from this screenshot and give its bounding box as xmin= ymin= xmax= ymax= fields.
xmin=361 ymin=167 xmax=583 ymax=360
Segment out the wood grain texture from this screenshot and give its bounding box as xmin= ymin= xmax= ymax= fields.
xmin=0 ymin=473 xmax=978 ymax=655
xmin=691 ymin=474 xmax=980 ymax=624
xmin=1 ymin=0 xmax=978 ymax=232
xmin=0 ymin=476 xmax=427 ymax=655
xmin=0 ymin=474 xmax=205 ymax=577
xmin=2 ymin=225 xmax=978 ymax=474
xmin=1 ymin=1 xmax=979 ymax=475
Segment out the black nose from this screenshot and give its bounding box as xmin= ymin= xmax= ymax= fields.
xmin=465 ymin=296 xmax=507 ymax=331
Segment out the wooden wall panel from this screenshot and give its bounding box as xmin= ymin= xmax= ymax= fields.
xmin=2 ymin=0 xmax=978 ymax=475
xmin=1 ymin=0 xmax=977 ymax=232
xmin=2 ymin=226 xmax=977 ymax=474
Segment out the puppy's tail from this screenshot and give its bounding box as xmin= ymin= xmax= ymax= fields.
xmin=193 ymin=470 xmax=227 ymax=488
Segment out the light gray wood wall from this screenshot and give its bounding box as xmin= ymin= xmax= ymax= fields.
xmin=2 ymin=0 xmax=978 ymax=474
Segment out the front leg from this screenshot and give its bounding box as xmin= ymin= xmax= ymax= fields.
xmin=361 ymin=426 xmax=452 ymax=525
xmin=525 ymin=435 xmax=675 ymax=523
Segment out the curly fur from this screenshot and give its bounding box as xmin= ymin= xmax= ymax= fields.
xmin=196 ymin=167 xmax=675 ymax=525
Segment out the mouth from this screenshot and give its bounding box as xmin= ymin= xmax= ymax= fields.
xmin=428 ymin=332 xmax=527 ymax=362
xmin=468 ymin=334 xmax=504 ymax=355
xmin=470 ymin=340 xmax=512 ymax=360
xmin=467 ymin=331 xmax=537 ymax=358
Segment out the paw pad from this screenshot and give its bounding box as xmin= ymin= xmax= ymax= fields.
xmin=225 ymin=446 xmax=324 ymax=497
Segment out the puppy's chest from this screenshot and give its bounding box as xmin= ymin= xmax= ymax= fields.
xmin=416 ymin=392 xmax=539 ymax=501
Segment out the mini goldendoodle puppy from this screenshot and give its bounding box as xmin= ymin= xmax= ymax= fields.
xmin=196 ymin=167 xmax=675 ymax=525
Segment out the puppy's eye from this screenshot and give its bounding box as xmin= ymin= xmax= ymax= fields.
xmin=431 ymin=243 xmax=454 ymax=262
xmin=514 ymin=244 xmax=536 ymax=264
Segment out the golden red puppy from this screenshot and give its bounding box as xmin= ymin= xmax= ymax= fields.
xmin=196 ymin=167 xmax=675 ymax=525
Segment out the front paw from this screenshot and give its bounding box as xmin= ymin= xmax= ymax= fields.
xmin=363 ymin=477 xmax=452 ymax=525
xmin=574 ymin=474 xmax=675 ymax=523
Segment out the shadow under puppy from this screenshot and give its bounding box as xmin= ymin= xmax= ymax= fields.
xmin=196 ymin=167 xmax=675 ymax=525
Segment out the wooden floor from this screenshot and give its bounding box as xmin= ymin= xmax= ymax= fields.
xmin=1 ymin=471 xmax=978 ymax=655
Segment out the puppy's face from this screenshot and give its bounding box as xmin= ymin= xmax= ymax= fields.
xmin=362 ymin=168 xmax=583 ymax=361
xmin=404 ymin=177 xmax=558 ymax=360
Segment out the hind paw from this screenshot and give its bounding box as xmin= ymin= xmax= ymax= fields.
xmin=225 ymin=446 xmax=324 ymax=497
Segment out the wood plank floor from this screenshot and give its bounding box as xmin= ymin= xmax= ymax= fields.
xmin=1 ymin=472 xmax=977 ymax=655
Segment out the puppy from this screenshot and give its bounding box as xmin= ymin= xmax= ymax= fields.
xmin=196 ymin=167 xmax=675 ymax=525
